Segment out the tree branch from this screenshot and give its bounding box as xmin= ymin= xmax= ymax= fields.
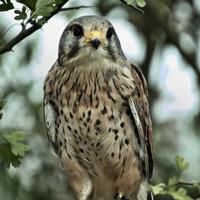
xmin=163 ymin=181 xmax=200 ymax=191
xmin=0 ymin=24 xmax=41 ymax=54
xmin=0 ymin=0 xmax=70 ymax=55
xmin=60 ymin=5 xmax=93 ymax=11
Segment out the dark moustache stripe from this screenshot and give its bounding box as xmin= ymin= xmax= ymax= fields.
xmin=67 ymin=41 xmax=80 ymax=59
xmin=106 ymin=43 xmax=116 ymax=62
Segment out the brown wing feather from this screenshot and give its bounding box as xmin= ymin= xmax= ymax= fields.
xmin=129 ymin=64 xmax=153 ymax=179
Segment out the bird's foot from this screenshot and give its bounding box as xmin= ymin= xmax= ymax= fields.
xmin=114 ymin=193 xmax=129 ymax=200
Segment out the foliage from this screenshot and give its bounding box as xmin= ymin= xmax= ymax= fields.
xmin=120 ymin=0 xmax=146 ymax=12
xmin=152 ymin=156 xmax=200 ymax=200
xmin=16 ymin=0 xmax=37 ymax=11
xmin=31 ymin=0 xmax=57 ymax=18
xmin=14 ymin=6 xmax=27 ymax=20
xmin=0 ymin=0 xmax=14 ymax=11
xmin=124 ymin=0 xmax=146 ymax=8
xmin=0 ymin=0 xmax=68 ymax=54
xmin=0 ymin=132 xmax=29 ymax=168
xmin=0 ymin=0 xmax=147 ymax=24
xmin=0 ymin=0 xmax=146 ymax=54
xmin=175 ymin=155 xmax=189 ymax=172
xmin=15 ymin=0 xmax=65 ymax=23
xmin=0 ymin=99 xmax=29 ymax=168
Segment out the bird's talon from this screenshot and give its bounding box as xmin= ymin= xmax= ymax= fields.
xmin=121 ymin=196 xmax=129 ymax=200
xmin=114 ymin=194 xmax=129 ymax=200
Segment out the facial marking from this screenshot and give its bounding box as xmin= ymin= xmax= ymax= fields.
xmin=67 ymin=41 xmax=80 ymax=59
xmin=84 ymin=31 xmax=106 ymax=46
xmin=59 ymin=16 xmax=125 ymax=65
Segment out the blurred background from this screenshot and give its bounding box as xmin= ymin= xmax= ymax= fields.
xmin=0 ymin=0 xmax=200 ymax=199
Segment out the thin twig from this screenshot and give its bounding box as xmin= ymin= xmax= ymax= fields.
xmin=60 ymin=5 xmax=93 ymax=11
xmin=0 ymin=1 xmax=69 ymax=55
xmin=163 ymin=181 xmax=200 ymax=191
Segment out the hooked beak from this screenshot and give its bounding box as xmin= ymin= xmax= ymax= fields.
xmin=91 ymin=39 xmax=101 ymax=49
xmin=84 ymin=31 xmax=105 ymax=49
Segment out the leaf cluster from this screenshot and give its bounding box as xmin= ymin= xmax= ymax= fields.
xmin=0 ymin=0 xmax=14 ymax=11
xmin=121 ymin=0 xmax=146 ymax=12
xmin=124 ymin=0 xmax=146 ymax=8
xmin=0 ymin=132 xmax=29 ymax=168
xmin=0 ymin=99 xmax=29 ymax=168
xmin=152 ymin=156 xmax=200 ymax=200
xmin=0 ymin=0 xmax=66 ymax=25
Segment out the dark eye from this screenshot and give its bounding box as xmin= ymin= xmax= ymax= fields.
xmin=106 ymin=27 xmax=114 ymax=39
xmin=71 ymin=24 xmax=83 ymax=37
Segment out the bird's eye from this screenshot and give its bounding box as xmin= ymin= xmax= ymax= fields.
xmin=71 ymin=24 xmax=83 ymax=37
xmin=106 ymin=27 xmax=114 ymax=39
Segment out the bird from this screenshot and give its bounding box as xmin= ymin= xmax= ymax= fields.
xmin=43 ymin=15 xmax=153 ymax=200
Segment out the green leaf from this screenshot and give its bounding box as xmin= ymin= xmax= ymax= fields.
xmin=4 ymin=132 xmax=26 ymax=144
xmin=31 ymin=0 xmax=56 ymax=18
xmin=175 ymin=155 xmax=189 ymax=171
xmin=0 ymin=0 xmax=14 ymax=11
xmin=167 ymin=177 xmax=178 ymax=192
xmin=136 ymin=0 xmax=146 ymax=7
xmin=0 ymin=143 xmax=21 ymax=168
xmin=16 ymin=0 xmax=37 ymax=11
xmin=193 ymin=183 xmax=200 ymax=192
xmin=124 ymin=0 xmax=135 ymax=6
xmin=168 ymin=188 xmax=193 ymax=200
xmin=14 ymin=6 xmax=27 ymax=20
xmin=152 ymin=183 xmax=165 ymax=195
xmin=3 ymin=132 xmax=29 ymax=157
xmin=0 ymin=131 xmax=29 ymax=168
xmin=123 ymin=0 xmax=146 ymax=8
xmin=55 ymin=0 xmax=64 ymax=4
xmin=168 ymin=177 xmax=177 ymax=186
xmin=12 ymin=142 xmax=29 ymax=156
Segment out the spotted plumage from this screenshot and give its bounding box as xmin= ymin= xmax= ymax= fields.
xmin=44 ymin=15 xmax=153 ymax=200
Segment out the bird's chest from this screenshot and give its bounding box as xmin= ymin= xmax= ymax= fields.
xmin=58 ymin=88 xmax=135 ymax=173
xmin=52 ymin=68 xmax=134 ymax=143
xmin=59 ymin=80 xmax=127 ymax=138
xmin=62 ymin=74 xmax=134 ymax=142
xmin=45 ymin=65 xmax=134 ymax=112
xmin=45 ymin=67 xmax=139 ymax=179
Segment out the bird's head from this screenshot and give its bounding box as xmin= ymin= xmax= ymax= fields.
xmin=58 ymin=15 xmax=126 ymax=67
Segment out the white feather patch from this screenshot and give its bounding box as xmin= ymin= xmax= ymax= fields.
xmin=44 ymin=103 xmax=56 ymax=142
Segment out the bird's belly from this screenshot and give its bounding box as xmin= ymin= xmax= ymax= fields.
xmin=59 ymin=99 xmax=139 ymax=180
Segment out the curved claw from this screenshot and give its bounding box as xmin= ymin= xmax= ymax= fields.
xmin=114 ymin=193 xmax=129 ymax=200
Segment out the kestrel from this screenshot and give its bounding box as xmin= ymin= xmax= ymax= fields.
xmin=44 ymin=16 xmax=153 ymax=200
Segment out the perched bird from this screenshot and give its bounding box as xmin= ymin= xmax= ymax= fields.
xmin=44 ymin=15 xmax=153 ymax=200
